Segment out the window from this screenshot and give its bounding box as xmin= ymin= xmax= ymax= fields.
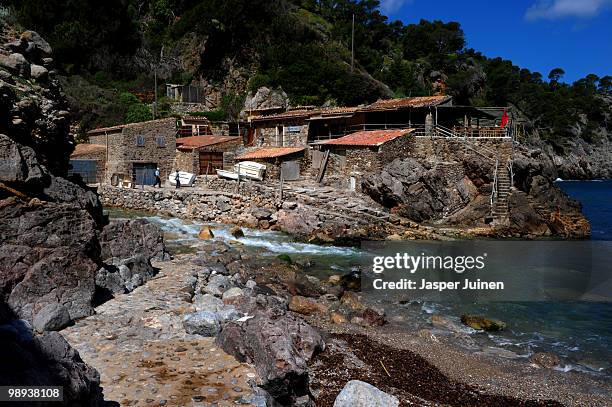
xmin=136 ymin=135 xmax=145 ymax=147
xmin=156 ymin=136 xmax=166 ymax=148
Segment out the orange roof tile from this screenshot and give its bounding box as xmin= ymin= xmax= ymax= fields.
xmin=236 ymin=147 xmax=305 ymax=160
xmin=363 ymin=96 xmax=451 ymax=111
xmin=176 ymin=136 xmax=238 ymax=150
xmin=320 ymin=129 xmax=413 ymax=147
xmin=71 ymin=143 xmax=106 ymax=157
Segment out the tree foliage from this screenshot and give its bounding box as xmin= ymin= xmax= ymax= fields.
xmin=8 ymin=0 xmax=610 ymax=141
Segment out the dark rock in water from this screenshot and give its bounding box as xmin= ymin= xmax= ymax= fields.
xmin=529 ymin=352 xmax=561 ymax=368
xmin=460 ymin=314 xmax=506 ymax=331
xmin=216 ymin=309 xmax=324 ymax=404
xmin=230 ymin=226 xmax=245 ymax=238
xmin=100 ymin=219 xmax=170 ymax=262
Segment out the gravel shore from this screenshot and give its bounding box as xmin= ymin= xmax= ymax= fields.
xmin=309 ymin=317 xmax=612 ymax=406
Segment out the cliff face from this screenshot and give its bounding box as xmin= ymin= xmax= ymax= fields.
xmin=0 ymin=25 xmax=111 ymax=403
xmin=363 ymin=142 xmax=590 ymax=238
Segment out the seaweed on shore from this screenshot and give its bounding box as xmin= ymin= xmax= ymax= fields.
xmin=309 ymin=333 xmax=565 ymax=407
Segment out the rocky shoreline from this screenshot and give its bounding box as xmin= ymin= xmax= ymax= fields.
xmin=60 ymin=233 xmax=610 ymax=406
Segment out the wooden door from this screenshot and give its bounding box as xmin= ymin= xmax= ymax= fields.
xmin=199 ymin=152 xmax=224 ymax=174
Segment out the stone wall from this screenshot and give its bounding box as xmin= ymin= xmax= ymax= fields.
xmin=412 ymin=137 xmax=513 ymax=163
xmin=324 ymin=135 xmax=416 ymax=177
xmin=254 ymin=123 xmax=309 ymax=147
xmin=89 ymin=118 xmax=177 ymax=183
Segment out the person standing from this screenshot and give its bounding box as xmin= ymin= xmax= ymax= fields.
xmin=175 ymin=171 xmax=181 ymax=189
xmin=153 ymin=167 xmax=162 ymax=188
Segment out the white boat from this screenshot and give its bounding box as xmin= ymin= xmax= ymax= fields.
xmin=169 ymin=171 xmax=196 ymax=187
xmin=216 ymin=161 xmax=266 ymax=181
xmin=216 ymin=169 xmax=239 ymax=180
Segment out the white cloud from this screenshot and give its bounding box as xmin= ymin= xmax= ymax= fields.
xmin=379 ymin=0 xmax=413 ymax=15
xmin=525 ymin=0 xmax=612 ymax=20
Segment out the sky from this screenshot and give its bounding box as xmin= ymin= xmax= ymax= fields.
xmin=379 ymin=0 xmax=612 ymax=83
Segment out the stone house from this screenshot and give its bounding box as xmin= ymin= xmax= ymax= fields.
xmin=174 ymin=135 xmax=242 ymax=175
xmin=85 ymin=118 xmax=177 ymax=185
xmin=314 ymin=129 xmax=415 ymax=185
xmin=235 ymin=147 xmax=307 ymax=180
xmin=247 ymin=108 xmax=314 ymax=147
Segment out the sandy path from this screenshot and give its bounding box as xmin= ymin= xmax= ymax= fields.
xmin=62 ymin=257 xmax=259 ymax=407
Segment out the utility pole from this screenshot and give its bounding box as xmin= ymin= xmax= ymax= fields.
xmin=351 ymin=13 xmax=355 ymax=73
xmin=153 ymin=67 xmax=157 ymax=119
xmin=153 ymin=47 xmax=164 ymax=119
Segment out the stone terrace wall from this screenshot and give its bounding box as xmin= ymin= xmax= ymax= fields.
xmin=413 ymin=137 xmax=513 ymax=162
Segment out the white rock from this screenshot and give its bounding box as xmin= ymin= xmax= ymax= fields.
xmin=333 ymin=380 xmax=399 ymax=407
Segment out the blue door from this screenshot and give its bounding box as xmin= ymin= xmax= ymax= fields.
xmin=133 ymin=163 xmax=157 ymax=186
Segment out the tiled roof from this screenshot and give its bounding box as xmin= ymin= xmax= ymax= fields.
xmin=320 ymin=129 xmax=413 ymax=147
xmin=87 ymin=118 xmax=176 ymax=135
xmin=176 ymin=136 xmax=238 ymax=150
xmin=182 ymin=116 xmax=211 ymax=123
xmin=363 ymin=96 xmax=452 ymax=111
xmin=236 ymin=147 xmax=305 ymax=160
xmin=71 ymin=143 xmax=106 ymax=157
xmin=250 ymin=109 xmax=315 ymax=122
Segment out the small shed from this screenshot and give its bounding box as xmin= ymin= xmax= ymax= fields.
xmin=175 ymin=136 xmax=242 ymax=175
xmin=315 ymin=128 xmax=415 ymax=177
xmin=69 ymin=144 xmax=107 ymax=183
xmin=235 ymin=147 xmax=306 ymax=180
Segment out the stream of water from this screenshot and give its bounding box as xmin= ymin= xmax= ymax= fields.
xmin=106 ymin=181 xmax=612 ymax=378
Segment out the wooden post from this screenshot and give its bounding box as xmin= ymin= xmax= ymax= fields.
xmin=279 ymin=173 xmax=284 ymax=201
xmin=235 ymin=162 xmax=241 ymax=193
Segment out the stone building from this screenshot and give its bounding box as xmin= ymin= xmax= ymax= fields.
xmin=314 ymin=129 xmax=415 ymax=186
xmin=68 ymin=143 xmax=106 ymax=183
xmin=175 ymin=135 xmax=242 ymax=175
xmin=235 ymin=147 xmax=306 ymax=180
xmin=86 ymin=118 xmax=177 ymax=185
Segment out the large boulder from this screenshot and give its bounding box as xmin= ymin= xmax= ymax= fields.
xmin=333 ymin=380 xmax=399 ymax=407
xmin=0 ymin=315 xmax=105 ymax=406
xmin=216 ymin=309 xmax=324 ymax=404
xmin=0 ymin=53 xmax=30 ymax=77
xmin=0 ymin=199 xmax=100 ymax=324
xmin=100 ymin=218 xmax=170 ymax=261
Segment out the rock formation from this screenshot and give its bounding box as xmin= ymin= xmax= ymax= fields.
xmin=0 ymin=25 xmax=164 ymax=404
xmin=363 ymin=142 xmax=590 ymax=238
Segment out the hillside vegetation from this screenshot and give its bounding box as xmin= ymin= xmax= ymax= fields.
xmin=5 ymin=0 xmax=610 ymax=147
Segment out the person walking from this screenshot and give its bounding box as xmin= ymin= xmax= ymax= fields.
xmin=153 ymin=167 xmax=162 ymax=188
xmin=174 ymin=171 xmax=181 ymax=189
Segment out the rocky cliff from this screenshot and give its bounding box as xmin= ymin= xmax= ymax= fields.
xmin=0 ymin=24 xmax=167 ymax=403
xmin=363 ymin=141 xmax=590 ymax=238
